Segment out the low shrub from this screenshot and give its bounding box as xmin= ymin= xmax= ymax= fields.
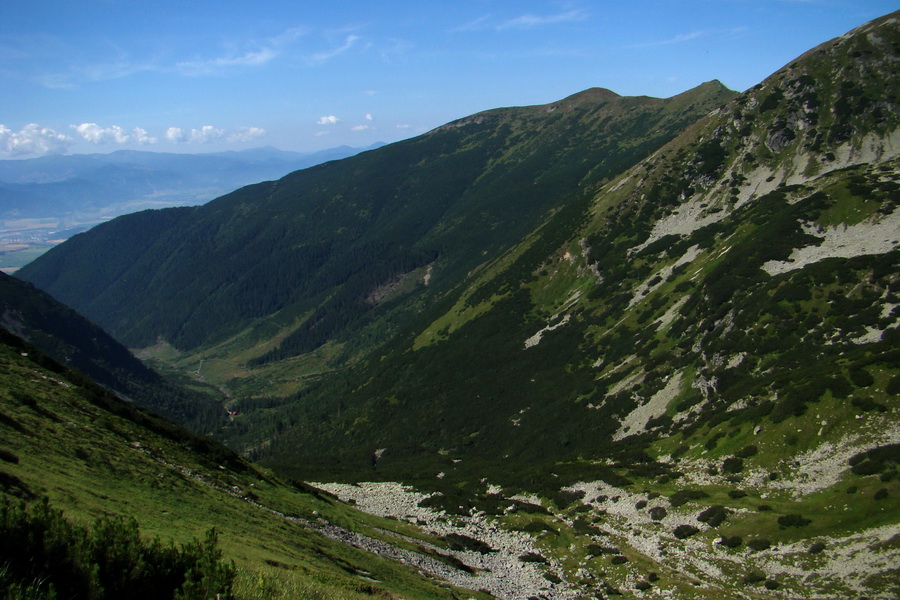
xmin=722 ymin=457 xmax=744 ymax=473
xmin=521 ymin=520 xmax=556 ymax=534
xmin=778 ymin=514 xmax=812 ymax=528
xmin=673 ymin=524 xmax=699 ymax=539
xmin=585 ymin=544 xmax=618 ymax=556
xmin=697 ymin=505 xmax=729 ymax=527
xmin=518 ymin=552 xmax=546 ymax=563
xmin=736 ymin=444 xmax=758 ymax=458
xmin=743 ymin=572 xmax=765 ymax=584
xmin=0 ymin=497 xmax=235 ymax=600
xmin=669 ymin=489 xmax=709 ymax=507
xmin=747 ymin=538 xmax=771 ymax=552
xmin=443 ymin=533 xmax=495 ymax=553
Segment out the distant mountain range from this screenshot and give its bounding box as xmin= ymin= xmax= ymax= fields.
xmin=9 ymin=10 xmax=900 ymax=600
xmin=0 ymin=143 xmax=383 ymax=242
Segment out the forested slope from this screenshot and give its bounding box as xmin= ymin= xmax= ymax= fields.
xmin=19 ymin=82 xmax=735 ymax=368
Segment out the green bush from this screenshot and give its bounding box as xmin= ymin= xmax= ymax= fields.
xmin=669 ymin=489 xmax=708 ymax=507
xmin=721 ymin=457 xmax=744 ymax=474
xmin=719 ymin=536 xmax=742 ymax=548
xmin=777 ymin=514 xmax=812 ymax=528
xmin=697 ymin=505 xmax=729 ymax=527
xmin=518 ymin=552 xmax=546 ymax=563
xmin=648 ymin=506 xmax=667 ymax=521
xmin=849 ymin=444 xmax=900 ymax=476
xmin=849 ymin=367 xmax=875 ymax=388
xmin=747 ymin=538 xmax=771 ymax=552
xmin=736 ymin=445 xmax=758 ymax=459
xmin=673 ymin=524 xmax=699 ymax=539
xmin=743 ymin=571 xmax=765 ymax=584
xmin=0 ymin=497 xmax=235 ymax=600
xmin=442 ymin=533 xmax=495 ymax=554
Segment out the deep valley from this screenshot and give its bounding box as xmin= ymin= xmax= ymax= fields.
xmin=3 ymin=10 xmax=899 ymax=600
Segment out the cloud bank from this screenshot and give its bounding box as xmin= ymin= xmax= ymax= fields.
xmin=0 ymin=122 xmax=266 ymax=157
xmin=0 ymin=123 xmax=72 ymax=156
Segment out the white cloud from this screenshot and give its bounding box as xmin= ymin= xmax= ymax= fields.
xmin=451 ymin=14 xmax=493 ymax=33
xmin=165 ymin=127 xmax=186 ymax=142
xmin=176 ymin=25 xmax=308 ymax=76
xmin=72 ymin=123 xmax=130 ymax=144
xmin=177 ymin=49 xmax=277 ymax=75
xmin=396 ymin=124 xmax=411 ymax=130
xmin=228 ymin=126 xmax=267 ymax=142
xmin=132 ymin=127 xmax=157 ymax=144
xmin=629 ymin=30 xmax=707 ymax=48
xmin=317 ymin=115 xmax=340 ymax=125
xmin=314 ymin=131 xmax=330 ymax=137
xmin=165 ymin=125 xmax=225 ymax=144
xmin=189 ymin=125 xmax=224 ymax=143
xmin=310 ymin=35 xmax=360 ymax=64
xmin=351 ymin=125 xmax=371 ymax=132
xmin=0 ymin=123 xmax=72 ymax=156
xmin=497 ymin=9 xmax=587 ymax=30
xmin=365 ymin=113 xmax=374 ymax=121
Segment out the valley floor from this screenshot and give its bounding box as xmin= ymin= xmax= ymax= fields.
xmin=312 ymin=465 xmax=900 ymax=600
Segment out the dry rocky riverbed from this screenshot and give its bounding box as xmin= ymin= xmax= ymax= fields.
xmin=310 ymin=473 xmax=899 ymax=600
xmin=311 ymin=482 xmax=577 ymax=600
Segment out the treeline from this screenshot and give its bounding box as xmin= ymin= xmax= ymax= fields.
xmin=18 ymin=82 xmax=732 ymax=364
xmin=0 ymin=276 xmax=226 ymax=435
xmin=1 ymin=330 xmax=249 ymax=474
xmin=251 ymin=245 xmax=438 ymax=364
xmin=0 ymin=497 xmax=234 ymax=600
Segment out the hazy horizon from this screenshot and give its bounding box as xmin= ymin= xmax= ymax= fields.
xmin=2 ymin=1 xmax=895 ymax=158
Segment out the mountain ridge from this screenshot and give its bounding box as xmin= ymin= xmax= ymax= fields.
xmin=8 ymin=11 xmax=900 ymax=599
xmin=18 ymin=79 xmax=735 ymax=361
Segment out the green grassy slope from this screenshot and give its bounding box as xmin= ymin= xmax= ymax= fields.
xmin=245 ymin=14 xmax=900 ymax=597
xmin=257 ymin=12 xmax=899 ymax=475
xmin=0 ymin=271 xmax=225 ymax=433
xmin=0 ymin=330 xmax=493 ymax=600
xmin=5 ymin=11 xmax=899 ymax=599
xmin=17 ymin=81 xmax=736 ymax=403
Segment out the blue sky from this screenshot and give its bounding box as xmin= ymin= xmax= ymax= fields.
xmin=1 ymin=1 xmax=895 ymax=157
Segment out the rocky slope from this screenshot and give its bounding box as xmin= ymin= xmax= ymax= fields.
xmin=9 ymin=10 xmax=900 ymax=600
xmin=257 ymin=12 xmax=899 ymax=599
xmin=17 ymin=80 xmax=736 ymax=399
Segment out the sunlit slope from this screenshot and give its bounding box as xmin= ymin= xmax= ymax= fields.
xmin=0 ymin=331 xmax=494 ymax=599
xmin=0 ymin=272 xmax=224 ymax=431
xmin=18 ymin=82 xmax=735 ymax=390
xmin=256 ymin=12 xmax=900 ymax=478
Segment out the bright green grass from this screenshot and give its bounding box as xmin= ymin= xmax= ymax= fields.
xmin=0 ymin=342 xmax=490 ymax=600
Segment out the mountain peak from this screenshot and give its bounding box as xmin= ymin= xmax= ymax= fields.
xmin=548 ymin=87 xmax=621 ymax=107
